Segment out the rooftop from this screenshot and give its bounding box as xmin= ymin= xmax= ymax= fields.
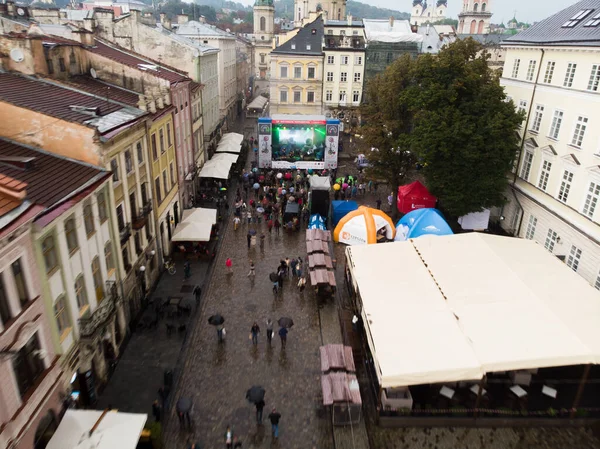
xmin=155 ymin=24 xmax=220 ymax=56
xmin=0 ymin=72 xmax=146 ymax=134
xmin=363 ymin=19 xmax=423 ymax=44
xmin=88 ymin=39 xmax=190 ymax=84
xmin=175 ymin=20 xmax=236 ymax=39
xmin=325 ymin=19 xmax=364 ymax=27
xmin=271 ymin=17 xmax=324 ymax=56
xmin=504 ymin=0 xmax=600 ymax=47
xmin=0 ymin=138 xmax=109 ymax=209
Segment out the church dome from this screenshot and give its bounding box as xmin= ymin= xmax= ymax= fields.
xmin=255 ymin=0 xmax=274 ymax=6
xmin=412 ymin=0 xmax=423 ymax=6
xmin=436 ymin=0 xmax=447 ymax=6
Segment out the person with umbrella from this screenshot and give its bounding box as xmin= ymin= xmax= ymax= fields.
xmin=278 ymin=317 xmax=293 ymax=348
xmin=255 ymin=398 xmax=265 ymax=424
xmin=208 ymin=314 xmax=225 ymax=342
xmin=176 ymin=397 xmax=193 ymax=430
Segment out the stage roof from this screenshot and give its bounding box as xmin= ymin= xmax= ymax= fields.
xmin=346 ymin=233 xmax=600 ymax=388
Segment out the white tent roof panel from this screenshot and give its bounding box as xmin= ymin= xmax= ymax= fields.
xmin=346 ymin=233 xmax=600 ymax=388
xmin=219 ymin=133 xmax=244 ymax=144
xmin=171 ymin=221 xmax=212 ymax=242
xmin=198 ymin=158 xmax=233 ymax=179
xmin=211 ymin=152 xmax=240 ymax=164
xmin=309 ymin=176 xmax=331 ymax=190
xmin=216 ymin=141 xmax=242 ymax=154
xmin=247 ymin=95 xmax=268 ymax=109
xmin=182 ymin=207 xmax=217 ymax=225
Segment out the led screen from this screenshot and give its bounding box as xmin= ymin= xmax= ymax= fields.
xmin=271 ymin=124 xmax=327 ymax=162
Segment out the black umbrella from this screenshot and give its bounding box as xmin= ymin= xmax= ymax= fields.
xmin=208 ymin=314 xmax=225 ymax=326
xmin=278 ymin=317 xmax=294 ymax=328
xmin=248 ymin=229 xmax=257 ymax=236
xmin=246 ymin=385 xmax=265 ymax=403
xmin=176 ymin=397 xmax=193 ymax=414
xmin=269 ymin=272 xmax=278 ymax=282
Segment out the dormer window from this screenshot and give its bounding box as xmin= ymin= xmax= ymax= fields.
xmin=584 ymin=11 xmax=600 ymax=27
xmin=563 ymin=9 xmax=594 ymax=27
xmin=306 ymin=44 xmax=311 ymax=50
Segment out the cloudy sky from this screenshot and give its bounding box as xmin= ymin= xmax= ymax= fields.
xmin=372 ymin=0 xmax=575 ymax=24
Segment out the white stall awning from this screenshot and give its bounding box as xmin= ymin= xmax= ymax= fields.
xmin=47 ymin=410 xmax=147 ymax=449
xmin=346 ymin=234 xmax=600 ymax=388
xmin=219 ymin=133 xmax=244 ymax=145
xmin=182 ymin=207 xmax=217 ymax=225
xmin=247 ymin=95 xmax=268 ymax=110
xmin=198 ymin=158 xmax=233 ymax=179
xmin=309 ymin=176 xmax=331 ymax=190
xmin=216 ymin=141 xmax=242 ymax=154
xmin=171 ymin=221 xmax=212 ymax=242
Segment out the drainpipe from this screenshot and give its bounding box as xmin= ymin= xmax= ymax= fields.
xmin=505 ymin=48 xmax=545 ymax=237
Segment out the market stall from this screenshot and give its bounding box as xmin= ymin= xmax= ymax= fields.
xmin=306 ymin=229 xmax=336 ymax=296
xmin=397 ymin=181 xmax=437 ymax=214
xmin=321 ymin=372 xmax=362 ymax=425
xmin=246 ymin=95 xmax=269 ymax=118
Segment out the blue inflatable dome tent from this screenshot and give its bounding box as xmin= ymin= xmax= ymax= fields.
xmin=395 ymin=208 xmax=453 ymax=241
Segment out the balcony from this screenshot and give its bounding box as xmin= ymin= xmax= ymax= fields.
xmin=458 ymin=10 xmax=492 ymax=17
xmin=119 ymin=223 xmax=131 ymax=244
xmin=78 ymin=284 xmax=118 ymax=338
xmin=324 ymin=36 xmax=365 ymax=50
xmin=132 ymin=202 xmax=151 ymax=230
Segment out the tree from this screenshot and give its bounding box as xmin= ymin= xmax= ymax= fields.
xmin=360 ymin=54 xmax=418 ymax=221
xmin=245 ymin=11 xmax=254 ymax=23
xmin=407 ymin=38 xmax=525 ymax=217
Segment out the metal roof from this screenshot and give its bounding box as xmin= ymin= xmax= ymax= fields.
xmin=325 ymin=19 xmax=364 ymax=27
xmin=271 ymin=17 xmax=324 ymax=56
xmin=176 ymin=21 xmax=236 ymax=39
xmin=504 ymin=0 xmax=600 ymax=47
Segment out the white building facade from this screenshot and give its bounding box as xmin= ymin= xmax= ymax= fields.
xmin=500 ymin=1 xmax=600 ymax=289
xmin=411 ymin=0 xmax=447 ymax=26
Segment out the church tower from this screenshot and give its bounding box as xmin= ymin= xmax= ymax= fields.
xmin=458 ymin=0 xmax=492 ymax=34
xmin=294 ymin=0 xmax=346 ymax=27
xmin=253 ymin=0 xmax=275 ymax=83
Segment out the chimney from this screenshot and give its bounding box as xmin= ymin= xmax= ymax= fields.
xmin=389 ymin=16 xmax=394 ymax=29
xmin=147 ymin=97 xmax=157 ymax=113
xmin=6 ymin=1 xmax=16 ymax=17
xmin=177 ymin=14 xmax=189 ymax=25
xmin=154 ymin=89 xmax=164 ymax=109
xmin=161 ymin=87 xmax=171 ymax=105
xmin=199 ymin=15 xmax=206 ymax=24
xmin=426 ymin=23 xmax=430 ymax=35
xmin=159 ymin=13 xmax=171 ymax=30
xmin=138 ymin=94 xmax=147 ymax=111
xmin=347 ymin=14 xmax=352 ymax=26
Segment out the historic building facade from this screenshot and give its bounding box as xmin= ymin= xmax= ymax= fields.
xmin=458 ymin=0 xmax=493 ymax=34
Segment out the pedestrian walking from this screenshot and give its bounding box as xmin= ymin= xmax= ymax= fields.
xmin=259 ymin=233 xmax=265 ymax=250
xmin=233 ymin=216 xmax=241 ymax=231
xmin=255 ymin=399 xmax=265 ymax=424
xmin=274 ymin=218 xmax=281 ymax=235
xmin=268 ymin=408 xmax=281 ymax=439
xmin=376 ymin=198 xmax=382 ymax=210
xmin=152 ymin=399 xmax=161 ymax=422
xmin=278 ymin=327 xmax=288 ymax=348
xmin=226 ymin=257 xmax=233 ymax=274
xmin=290 ymin=258 xmax=298 ymax=277
xmin=284 ymin=257 xmax=291 ymax=276
xmin=387 ymin=193 xmax=393 ymax=209
xmin=298 ymin=276 xmax=306 ymax=292
xmin=193 ymin=285 xmax=202 ymax=308
xmin=225 ymin=425 xmax=234 ymax=449
xmin=277 ymin=267 xmax=284 ymax=291
xmin=247 ymin=232 xmax=252 ymax=248
xmin=266 ymin=318 xmax=274 ymax=345
xmin=247 ymin=260 xmax=256 ymax=278
xmin=184 ymin=261 xmax=191 ymax=280
xmin=250 ymin=322 xmax=260 ymax=345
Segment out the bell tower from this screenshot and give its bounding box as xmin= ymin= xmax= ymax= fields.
xmin=254 ymin=0 xmax=275 ymax=41
xmin=458 ymin=0 xmax=492 ymax=34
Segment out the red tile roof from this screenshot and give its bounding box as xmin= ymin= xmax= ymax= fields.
xmin=89 ymin=39 xmax=191 ymax=84
xmin=60 ymin=75 xmax=141 ymax=106
xmin=0 ymin=138 xmax=110 ymax=208
xmin=0 ymin=194 xmax=21 ymax=216
xmin=0 ymin=72 xmax=126 ymax=125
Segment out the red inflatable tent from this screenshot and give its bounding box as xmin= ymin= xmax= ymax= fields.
xmin=397 ymin=181 xmax=437 ymax=214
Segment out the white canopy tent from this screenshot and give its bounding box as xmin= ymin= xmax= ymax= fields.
xmin=171 ymin=221 xmax=213 ymax=242
xmin=47 ymin=410 xmax=147 ymax=449
xmin=216 ymin=140 xmax=243 ymax=154
xmin=346 ymin=233 xmax=600 ymax=388
xmin=181 ymin=207 xmax=217 ymax=225
xmin=309 ymin=176 xmax=331 ymax=190
xmin=211 ymin=152 xmax=240 ymax=164
xmin=198 ymin=158 xmax=233 ymax=179
xmin=219 ymin=133 xmax=244 ymax=145
xmin=247 ymin=95 xmax=268 ymax=110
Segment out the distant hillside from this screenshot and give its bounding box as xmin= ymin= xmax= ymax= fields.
xmin=274 ymin=0 xmax=409 ymax=20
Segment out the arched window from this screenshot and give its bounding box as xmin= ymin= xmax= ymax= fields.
xmin=473 ymin=2 xmax=478 ymax=12
xmin=298 ymin=7 xmax=301 ymax=20
xmin=469 ymin=19 xmax=476 ymax=33
xmin=478 ymin=19 xmax=485 ymax=33
xmin=260 ymin=16 xmax=266 ymax=31
xmin=481 ymin=2 xmax=486 ymax=11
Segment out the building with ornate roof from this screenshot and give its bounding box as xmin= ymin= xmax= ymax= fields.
xmin=458 ymin=0 xmax=492 ymax=34
xmin=410 ymin=0 xmax=447 ymax=26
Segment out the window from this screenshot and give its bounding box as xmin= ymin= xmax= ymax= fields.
xmin=12 ymin=259 xmax=28 ymax=308
xmin=325 ymin=90 xmax=332 ymax=101
xmin=341 ymin=55 xmax=349 ymax=65
xmin=566 ymin=245 xmax=582 ymax=271
xmin=355 ymin=55 xmax=362 ymax=65
xmin=122 ymin=246 xmax=130 ymax=271
xmin=587 ymin=64 xmax=600 ymax=91
xmin=291 ymin=44 xmax=296 ymax=50
xmin=530 ymin=104 xmax=544 ymax=133
xmin=116 ymin=204 xmax=125 ymax=231
xmin=353 ymin=90 xmax=360 ymax=102
xmin=584 ymin=11 xmax=600 ymax=27
xmin=563 ymin=9 xmax=594 ymax=27
xmin=526 ymin=60 xmax=537 ymax=81
xmin=293 ymin=91 xmax=301 ymax=103
xmin=260 ymin=53 xmax=266 ymax=63
xmin=326 ymin=72 xmax=334 ymax=82
xmin=294 ymin=66 xmax=302 ymax=78
xmin=545 ymin=228 xmax=558 ymax=252
xmin=280 ymin=90 xmax=288 ymax=103
xmin=166 ymin=123 xmax=172 ymax=147
xmin=525 ymin=215 xmax=537 ymax=240
xmin=136 ymin=141 xmax=144 ymax=165
xmin=110 ymin=159 xmax=119 ymax=182
xmin=307 ymin=91 xmax=315 ymax=103
xmin=47 ymin=59 xmax=54 ymax=74
xmin=354 ymin=72 xmax=361 ymax=83
xmin=54 ymin=296 xmax=70 ymax=335
xmin=386 ymin=52 xmax=393 ymax=63
xmin=520 ymin=151 xmax=533 ymax=181
xmin=151 ymin=134 xmax=158 ymax=160
xmin=155 ymin=177 xmax=162 ymax=204
xmin=339 ymin=90 xmax=347 ymax=102
xmin=105 ymin=242 xmax=114 ymax=273
xmin=280 ymin=66 xmax=288 ymax=78
xmin=0 ymin=278 xmax=11 ymax=325
xmin=571 ymin=116 xmax=588 ymax=147
xmin=327 ymin=55 xmax=334 ymax=64
xmin=170 ymin=162 xmax=175 ymax=187
xmin=74 ymin=276 xmax=88 ymax=309
xmin=159 ymin=129 xmax=165 ymax=154
xmin=83 ymin=203 xmax=94 ymax=236
xmin=564 ymin=63 xmax=577 ymax=87
xmin=511 ymin=58 xmax=520 ymax=78
xmin=124 ymin=149 xmax=133 ymax=174
xmin=12 ymin=334 xmax=45 ymax=399
xmin=65 ymin=218 xmax=78 ymax=253
xmin=69 ymin=53 xmax=76 ymax=65
xmin=518 ymin=99 xmax=527 ymax=115
xmin=549 ymin=110 xmax=564 ymax=139
xmin=162 ymin=170 xmax=169 ymax=194
xmin=558 ymin=170 xmax=574 ymax=203
xmin=42 ymin=236 xmax=57 ymax=274
xmin=583 ymin=181 xmax=600 ymax=218
xmin=260 ymin=15 xmax=266 ymax=31
xmin=538 ymin=160 xmax=552 ymax=191
xmin=59 ymin=57 xmax=66 ymax=72
xmin=543 ymin=61 xmax=555 ymax=84
xmin=308 ymin=67 xmax=315 ymax=79
xmin=340 ymin=72 xmax=347 ymax=82
xmin=92 ymin=257 xmax=103 ymax=302
xmin=306 ymin=44 xmax=311 ymax=50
